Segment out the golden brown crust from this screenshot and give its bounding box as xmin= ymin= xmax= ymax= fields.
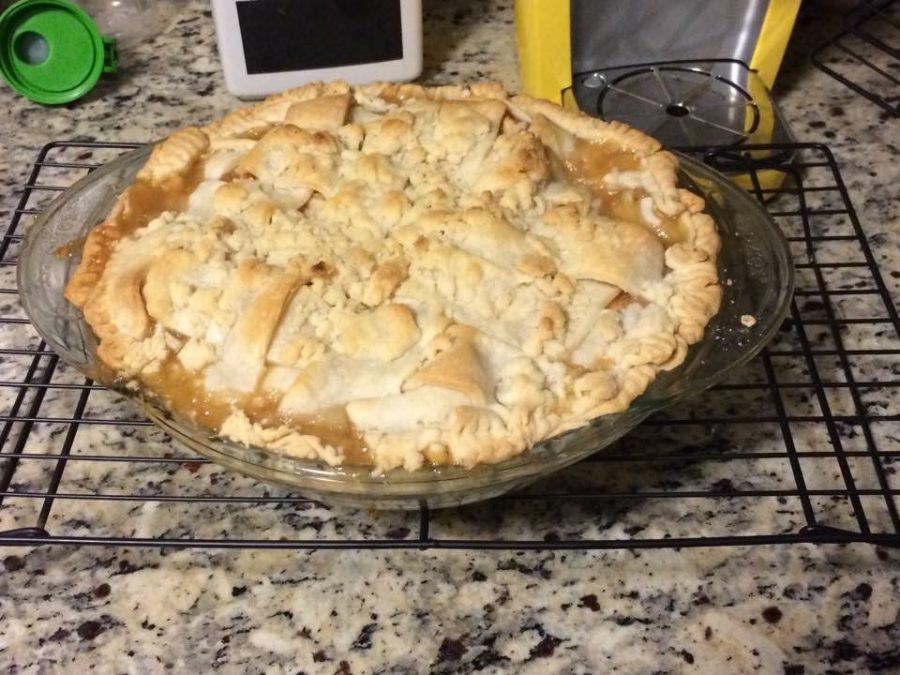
xmin=509 ymin=95 xmax=661 ymax=154
xmin=66 ymin=127 xmax=209 ymax=310
xmin=65 ymin=81 xmax=721 ymax=471
xmin=284 ymin=93 xmax=352 ymax=131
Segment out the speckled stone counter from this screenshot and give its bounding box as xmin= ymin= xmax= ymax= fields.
xmin=1 ymin=1 xmax=898 ymax=672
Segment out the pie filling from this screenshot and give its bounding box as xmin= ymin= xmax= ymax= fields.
xmin=64 ymin=82 xmax=721 ymax=472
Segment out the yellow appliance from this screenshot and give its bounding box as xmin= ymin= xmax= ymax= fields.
xmin=515 ymin=1 xmax=802 ymax=189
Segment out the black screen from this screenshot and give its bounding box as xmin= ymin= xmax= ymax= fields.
xmin=236 ymin=0 xmax=404 ymax=74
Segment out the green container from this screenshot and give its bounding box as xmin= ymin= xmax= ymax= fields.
xmin=0 ymin=0 xmax=117 ymax=104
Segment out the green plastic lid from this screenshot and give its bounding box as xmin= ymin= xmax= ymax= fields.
xmin=0 ymin=0 xmax=117 ymax=105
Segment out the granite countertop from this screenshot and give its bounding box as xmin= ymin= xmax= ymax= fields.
xmin=1 ymin=1 xmax=899 ymax=672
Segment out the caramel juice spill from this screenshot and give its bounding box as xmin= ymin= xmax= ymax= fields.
xmin=141 ymin=357 xmax=373 ymax=465
xmin=568 ymin=137 xmax=688 ymax=244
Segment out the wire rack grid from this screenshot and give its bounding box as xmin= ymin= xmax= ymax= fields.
xmin=0 ymin=140 xmax=897 ymax=551
xmin=811 ymin=0 xmax=899 ymax=117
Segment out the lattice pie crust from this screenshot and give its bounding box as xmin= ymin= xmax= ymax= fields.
xmin=65 ymin=82 xmax=721 ymax=471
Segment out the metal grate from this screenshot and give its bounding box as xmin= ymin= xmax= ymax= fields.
xmin=811 ymin=0 xmax=899 ymax=117
xmin=0 ymin=140 xmax=898 ymax=550
xmin=572 ymin=60 xmax=780 ymax=149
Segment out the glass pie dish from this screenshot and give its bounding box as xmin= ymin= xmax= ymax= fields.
xmin=19 ymin=146 xmax=793 ymax=510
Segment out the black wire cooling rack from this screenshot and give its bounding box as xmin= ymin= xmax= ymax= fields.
xmin=0 ymin=140 xmax=897 ymax=551
xmin=811 ymin=0 xmax=899 ymax=117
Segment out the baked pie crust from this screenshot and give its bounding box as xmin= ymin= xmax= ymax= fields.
xmin=65 ymin=82 xmax=721 ymax=471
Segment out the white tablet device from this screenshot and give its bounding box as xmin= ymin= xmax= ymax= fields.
xmin=211 ymin=0 xmax=423 ymax=98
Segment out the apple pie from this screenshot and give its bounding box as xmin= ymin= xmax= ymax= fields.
xmin=65 ymin=81 xmax=721 ymax=471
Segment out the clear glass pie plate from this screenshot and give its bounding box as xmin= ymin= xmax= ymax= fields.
xmin=19 ymin=146 xmax=793 ymax=510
